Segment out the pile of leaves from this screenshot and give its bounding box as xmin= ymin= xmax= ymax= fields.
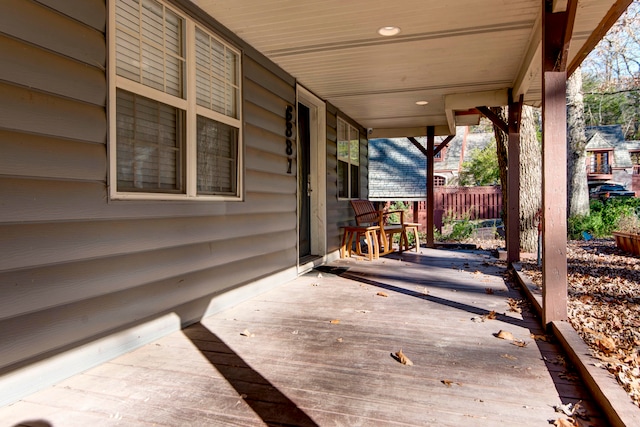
xmin=520 ymin=239 xmax=640 ymax=407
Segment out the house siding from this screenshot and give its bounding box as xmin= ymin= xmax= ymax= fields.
xmin=0 ymin=0 xmax=320 ymax=406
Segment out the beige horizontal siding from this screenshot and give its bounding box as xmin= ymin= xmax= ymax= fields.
xmin=0 ymin=0 xmax=302 ymax=400
xmin=0 ymin=0 xmax=105 ymax=67
xmin=0 ymin=130 xmax=106 ymax=182
xmin=0 ymin=247 xmax=296 ymax=370
xmin=35 ymin=0 xmax=107 ymax=32
xmin=0 ymin=230 xmax=296 ymax=323
xmin=0 ymin=178 xmax=296 ymax=224
xmin=1 ymin=211 xmax=295 ymax=271
xmin=0 ymin=34 xmax=106 ymax=106
xmin=0 ymin=82 xmax=106 ymax=144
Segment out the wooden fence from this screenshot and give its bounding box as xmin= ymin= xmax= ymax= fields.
xmin=390 ymin=186 xmax=503 ymax=230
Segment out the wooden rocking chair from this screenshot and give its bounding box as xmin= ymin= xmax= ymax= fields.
xmin=350 ymin=200 xmax=420 ymax=255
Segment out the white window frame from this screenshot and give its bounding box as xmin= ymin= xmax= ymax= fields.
xmin=108 ymin=0 xmax=243 ymax=201
xmin=337 ymin=117 xmax=360 ymax=200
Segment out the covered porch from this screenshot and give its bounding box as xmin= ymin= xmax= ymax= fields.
xmin=1 ymin=248 xmax=607 ymax=426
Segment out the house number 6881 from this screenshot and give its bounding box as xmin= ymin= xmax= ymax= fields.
xmin=285 ymin=105 xmax=294 ymax=173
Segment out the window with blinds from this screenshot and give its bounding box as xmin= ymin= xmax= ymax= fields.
xmin=111 ymin=0 xmax=242 ymax=200
xmin=337 ymin=118 xmax=359 ymax=199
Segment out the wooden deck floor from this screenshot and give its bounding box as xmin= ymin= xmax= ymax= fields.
xmin=2 ymin=248 xmax=607 ymax=426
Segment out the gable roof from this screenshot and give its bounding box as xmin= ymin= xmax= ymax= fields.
xmin=368 ymin=128 xmax=495 ymax=200
xmin=585 ymin=133 xmax=614 ymax=150
xmin=585 ymin=124 xmax=640 ymax=168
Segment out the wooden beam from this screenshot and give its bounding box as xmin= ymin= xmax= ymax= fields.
xmin=476 ymin=106 xmax=508 ymax=134
xmin=369 ymin=126 xmax=451 ymax=139
xmin=408 ymin=135 xmax=454 ymax=157
xmin=407 ymin=137 xmax=428 ymax=157
xmin=426 ymin=126 xmax=435 ymax=248
xmin=435 ymin=135 xmax=454 ymax=156
xmin=541 ymin=0 xmax=569 ymax=325
xmin=506 ymin=91 xmax=523 ymax=263
xmin=568 ymin=0 xmax=634 ymax=76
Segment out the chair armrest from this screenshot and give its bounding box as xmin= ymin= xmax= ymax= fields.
xmin=381 ymin=210 xmax=405 ymax=225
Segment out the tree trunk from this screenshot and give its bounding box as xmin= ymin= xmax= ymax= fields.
xmin=491 ymin=107 xmax=508 ymax=224
xmin=491 ymin=106 xmax=541 ymax=253
xmin=519 ymin=106 xmax=542 ymax=253
xmin=567 ymin=67 xmax=590 ymax=217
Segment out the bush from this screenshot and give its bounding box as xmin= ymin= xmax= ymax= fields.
xmin=568 ymin=198 xmax=640 ymax=239
xmin=436 ymin=209 xmax=477 ymax=241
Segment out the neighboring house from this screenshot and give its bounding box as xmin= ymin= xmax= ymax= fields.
xmin=368 ymin=127 xmax=494 ymax=201
xmin=585 ymin=125 xmax=640 ymax=195
xmin=0 ymin=0 xmax=367 ymax=405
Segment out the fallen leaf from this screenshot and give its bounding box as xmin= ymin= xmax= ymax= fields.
xmin=501 ymin=354 xmax=518 ymax=360
xmin=512 ymin=340 xmax=529 ymax=348
xmin=552 ymin=418 xmax=578 ymax=427
xmin=240 ymin=329 xmax=255 ymax=337
xmin=329 ymin=319 xmax=340 ymax=324
xmin=553 ymin=401 xmax=588 ymax=419
xmin=559 ymin=372 xmax=580 ymax=382
xmin=531 ymin=333 xmax=550 ymax=341
xmin=336 ymin=337 xmax=343 ymax=343
xmin=507 ymin=298 xmax=523 ymax=313
xmin=393 ymin=349 xmax=413 ymax=366
xmin=377 ymin=292 xmax=389 ymax=297
xmin=485 ymin=310 xmax=497 ymax=320
xmin=595 ymin=335 xmax=616 ymax=354
xmin=441 ymin=379 xmax=462 ymax=387
xmin=485 ymin=288 xmax=495 ymax=294
xmin=496 ymin=330 xmax=515 ymax=340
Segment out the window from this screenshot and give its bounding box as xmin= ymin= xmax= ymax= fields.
xmin=434 ymin=176 xmax=446 ymax=186
xmin=588 ymin=151 xmax=611 ymax=174
xmin=337 ymin=118 xmax=359 ymax=199
xmin=110 ymin=0 xmax=242 ymax=200
xmin=630 ymin=150 xmax=640 ymax=165
xmin=434 ymin=145 xmax=445 ymax=162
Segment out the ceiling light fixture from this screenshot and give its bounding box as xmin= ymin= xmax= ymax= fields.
xmin=378 ymin=26 xmax=401 ymax=36
xmin=415 ymin=100 xmax=429 ymax=106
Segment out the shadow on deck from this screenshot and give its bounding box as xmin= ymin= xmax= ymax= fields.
xmin=2 ymin=247 xmax=608 ymax=426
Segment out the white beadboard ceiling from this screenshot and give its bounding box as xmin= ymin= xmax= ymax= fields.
xmin=192 ymin=0 xmax=627 ymax=136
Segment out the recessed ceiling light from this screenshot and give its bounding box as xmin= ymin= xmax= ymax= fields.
xmin=415 ymin=100 xmax=429 ymax=106
xmin=378 ymin=26 xmax=401 ymax=36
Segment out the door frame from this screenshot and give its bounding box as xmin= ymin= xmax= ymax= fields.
xmin=296 ymin=85 xmax=327 ymax=266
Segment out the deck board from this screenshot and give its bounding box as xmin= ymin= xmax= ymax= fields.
xmin=1 ymin=248 xmax=607 ymax=426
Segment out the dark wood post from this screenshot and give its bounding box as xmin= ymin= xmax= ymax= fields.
xmin=426 ymin=126 xmax=435 ymax=248
xmin=541 ymin=0 xmax=576 ymax=324
xmin=507 ymin=92 xmax=523 ymax=263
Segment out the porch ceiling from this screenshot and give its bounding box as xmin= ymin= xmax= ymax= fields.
xmin=192 ymin=0 xmax=627 ymax=136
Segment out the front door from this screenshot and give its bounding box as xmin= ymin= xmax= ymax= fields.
xmin=298 ymin=103 xmax=311 ymax=259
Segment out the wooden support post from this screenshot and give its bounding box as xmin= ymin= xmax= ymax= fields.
xmin=507 ymin=92 xmax=523 ymax=263
xmin=541 ymin=0 xmax=573 ymax=324
xmin=542 ymin=72 xmax=568 ymax=324
xmin=426 ymin=126 xmax=435 ymax=248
